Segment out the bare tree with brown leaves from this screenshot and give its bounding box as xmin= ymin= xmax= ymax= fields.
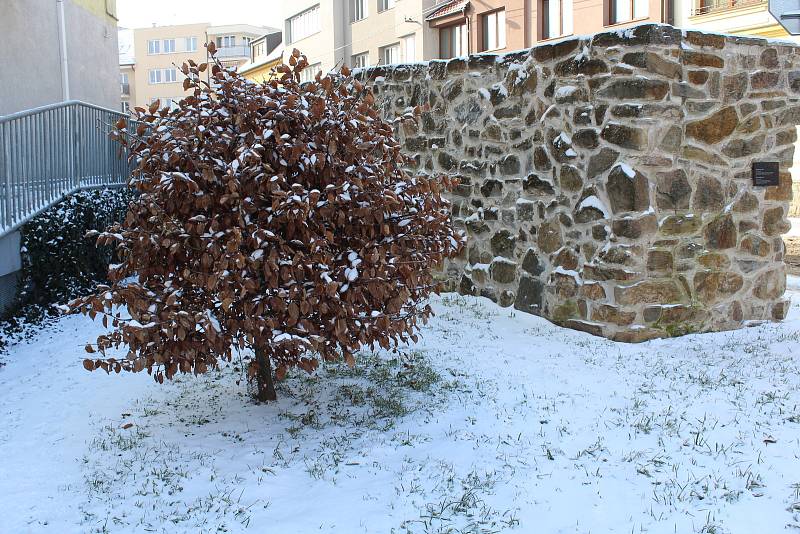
xmin=69 ymin=45 xmax=464 ymax=401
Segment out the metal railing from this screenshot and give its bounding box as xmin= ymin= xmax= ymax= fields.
xmin=691 ymin=0 xmax=766 ymax=16
xmin=214 ymin=45 xmax=250 ymax=59
xmin=0 ymin=100 xmax=135 ymax=239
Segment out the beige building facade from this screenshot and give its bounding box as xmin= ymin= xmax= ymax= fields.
xmin=282 ymin=0 xmax=440 ymax=79
xmin=282 ymin=0 xmax=675 ymax=78
xmin=122 ymin=22 xmax=274 ymax=111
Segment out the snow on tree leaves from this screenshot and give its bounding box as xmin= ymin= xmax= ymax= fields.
xmin=70 ymin=46 xmax=464 ymax=401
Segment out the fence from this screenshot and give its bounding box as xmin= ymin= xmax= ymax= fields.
xmin=0 ymin=100 xmax=135 ymax=239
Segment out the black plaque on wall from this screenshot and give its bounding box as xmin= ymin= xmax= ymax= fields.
xmin=752 ymin=162 xmax=779 ymax=187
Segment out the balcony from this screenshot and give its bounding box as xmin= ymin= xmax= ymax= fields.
xmin=691 ymin=0 xmax=766 ymax=16
xmin=214 ymin=45 xmax=250 ymax=59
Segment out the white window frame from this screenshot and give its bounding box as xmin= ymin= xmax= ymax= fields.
xmin=439 ymin=23 xmax=468 ymax=59
xmin=401 ymin=34 xmax=415 ymax=62
xmin=352 ymin=52 xmax=368 ymax=68
xmin=541 ymin=0 xmax=573 ymax=39
xmin=253 ymin=41 xmax=265 ymax=59
xmin=151 ymin=97 xmax=178 ymax=110
xmin=185 ymin=36 xmax=198 ymax=52
xmin=380 ymin=43 xmax=400 ymax=65
xmin=481 ymin=9 xmax=506 ymax=51
xmin=216 ymin=35 xmax=237 ymax=48
xmin=163 ymin=38 xmax=176 ymax=53
xmin=378 ymin=0 xmax=396 ymax=11
xmin=300 ymin=62 xmax=321 ymax=83
xmin=149 ymin=68 xmax=176 ymax=84
xmin=610 ymin=0 xmax=648 ymax=23
xmin=121 ymin=101 xmax=130 ymax=114
xmin=351 ymin=0 xmax=367 ymax=21
xmin=287 ymin=5 xmax=321 ymax=43
xmin=147 ymin=39 xmax=160 ymax=54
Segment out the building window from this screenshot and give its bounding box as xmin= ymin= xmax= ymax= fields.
xmin=401 ymin=34 xmax=415 ymax=62
xmin=151 ymin=97 xmax=178 ymax=110
xmin=216 ymin=35 xmax=237 ymax=48
xmin=253 ymin=41 xmax=265 ymax=60
xmin=185 ymin=36 xmax=197 ymax=52
xmin=121 ymin=101 xmax=130 ymax=114
xmin=147 ymin=39 xmax=160 ymax=54
xmin=541 ymin=0 xmax=573 ymax=39
xmin=352 ymin=52 xmax=368 ymax=69
xmin=351 ymin=0 xmax=367 ymax=21
xmin=149 ymin=68 xmax=176 ymax=84
xmin=481 ymin=9 xmax=506 ymax=51
xmin=120 ymin=72 xmax=129 ymax=95
xmin=300 ymin=62 xmax=321 ymax=83
xmin=288 ymin=5 xmax=321 ymax=43
xmin=163 ymin=38 xmax=176 ymax=53
xmin=439 ymin=23 xmax=468 ymax=59
xmin=380 ymin=43 xmax=400 ymax=65
xmin=378 ymin=0 xmax=396 ymax=11
xmin=609 ymin=0 xmax=648 ymax=23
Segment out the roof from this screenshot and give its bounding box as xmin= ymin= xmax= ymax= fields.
xmin=207 ymin=24 xmax=278 ymax=36
xmin=425 ymin=0 xmax=469 ymax=21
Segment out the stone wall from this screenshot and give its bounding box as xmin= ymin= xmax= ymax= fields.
xmin=363 ymin=24 xmax=796 ymax=341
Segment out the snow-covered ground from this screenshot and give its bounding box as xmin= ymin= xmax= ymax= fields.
xmin=2 ymin=281 xmax=800 ymax=534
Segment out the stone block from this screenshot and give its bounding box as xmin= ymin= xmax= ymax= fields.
xmin=606 ymin=165 xmax=650 ymax=213
xmin=753 ymin=269 xmax=786 ymax=300
xmin=647 ymin=250 xmax=674 ymax=272
xmin=704 ymin=214 xmax=737 ymax=250
xmin=490 ymin=257 xmax=517 ymax=284
xmin=686 ymin=107 xmax=738 ymax=145
xmin=693 ymin=271 xmax=744 ymax=304
xmin=514 ymin=275 xmax=543 ymax=313
xmin=615 ymin=279 xmax=684 ymax=305
xmin=591 ymin=304 xmax=636 ymax=325
xmin=656 ymin=169 xmax=691 ymax=210
xmin=490 ymin=229 xmax=516 ymax=258
xmin=612 ymin=214 xmax=657 ymax=239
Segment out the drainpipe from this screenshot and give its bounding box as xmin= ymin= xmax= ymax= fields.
xmin=57 ymin=0 xmax=70 ymax=100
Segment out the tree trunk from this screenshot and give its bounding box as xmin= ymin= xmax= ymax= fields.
xmin=254 ymin=345 xmax=277 ymax=402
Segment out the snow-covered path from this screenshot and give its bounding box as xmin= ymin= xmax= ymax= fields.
xmin=2 ymin=281 xmax=800 ymax=533
xmin=789 ymin=217 xmax=800 ymax=237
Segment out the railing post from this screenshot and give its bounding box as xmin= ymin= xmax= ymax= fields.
xmin=70 ymin=103 xmax=78 ymax=189
xmin=1 ymin=122 xmax=11 ymax=230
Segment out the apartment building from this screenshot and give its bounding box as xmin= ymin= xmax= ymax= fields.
xmin=429 ymin=0 xmax=673 ymax=55
xmin=281 ymin=0 xmax=674 ymax=75
xmin=674 ymin=0 xmax=799 ymax=41
xmin=121 ymin=22 xmax=275 ymax=111
xmin=282 ymin=1 xmax=439 ymax=79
